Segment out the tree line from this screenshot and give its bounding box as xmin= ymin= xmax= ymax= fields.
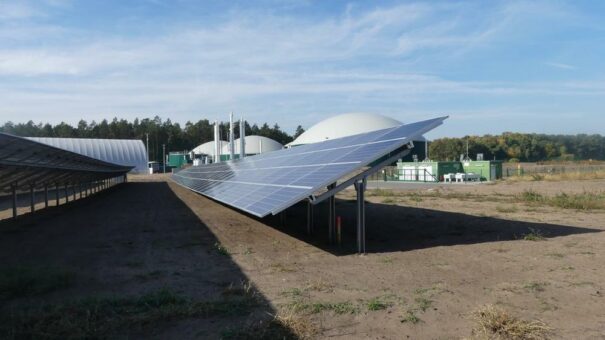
xmin=2 ymin=117 xmax=602 ymax=162
xmin=0 ymin=117 xmax=305 ymax=162
xmin=429 ymin=132 xmax=605 ymax=162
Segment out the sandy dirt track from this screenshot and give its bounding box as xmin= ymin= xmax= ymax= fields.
xmin=1 ymin=174 xmax=604 ymax=339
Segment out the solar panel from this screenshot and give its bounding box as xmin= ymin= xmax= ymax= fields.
xmin=172 ymin=116 xmax=447 ymax=217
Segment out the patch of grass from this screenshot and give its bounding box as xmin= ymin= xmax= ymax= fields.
xmin=517 ymin=190 xmax=605 ymax=210
xmin=408 ymin=193 xmax=423 ymax=202
xmin=401 ymin=310 xmax=421 ymax=324
xmin=519 ymin=190 xmax=545 ymax=203
xmin=414 ymin=297 xmax=433 ymax=312
xmin=471 ymin=304 xmax=551 ymax=340
xmin=545 ymin=252 xmax=565 ymax=259
xmin=243 ymin=247 xmax=253 ymax=255
xmin=381 ymin=197 xmax=396 ymax=204
xmin=523 ymin=228 xmax=546 ymax=241
xmin=0 ymin=266 xmax=75 ymax=301
xmin=523 ymin=281 xmax=549 ymax=293
xmin=496 ymin=205 xmax=518 ymax=213
xmin=289 ymin=300 xmax=359 ymax=315
xmin=0 ymin=288 xmax=260 ymax=339
xmin=214 ymin=242 xmax=230 ymax=256
xmin=379 ymin=256 xmax=394 ymax=264
xmin=280 ymin=288 xmax=305 ymax=299
xmin=366 ymin=297 xmax=392 ymax=311
xmin=550 ymin=192 xmax=605 ymax=210
xmin=222 ymin=281 xmax=256 ymax=297
xmin=270 ymin=263 xmax=298 ymax=273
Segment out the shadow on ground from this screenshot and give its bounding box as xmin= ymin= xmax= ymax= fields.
xmin=262 ymin=198 xmax=602 ymax=256
xmin=0 ymin=181 xmax=297 ymax=339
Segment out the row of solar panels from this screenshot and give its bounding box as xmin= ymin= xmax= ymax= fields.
xmin=172 ymin=116 xmax=447 ymax=217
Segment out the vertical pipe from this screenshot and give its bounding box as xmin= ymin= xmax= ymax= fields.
xmin=44 ymin=184 xmax=48 ymax=208
xmin=12 ymin=184 xmax=17 ymax=219
xmin=229 ymin=112 xmax=235 ymax=160
xmin=72 ymin=184 xmax=76 ymax=201
xmin=259 ymin=139 xmax=263 ymax=154
xmin=30 ymin=184 xmax=35 ymax=213
xmin=65 ymin=184 xmax=69 ymax=203
xmin=56 ymin=183 xmax=60 ymax=206
xmin=239 ymin=117 xmax=245 ymax=159
xmin=213 ymin=121 xmax=220 ymax=163
xmin=162 ymin=144 xmax=166 ymax=173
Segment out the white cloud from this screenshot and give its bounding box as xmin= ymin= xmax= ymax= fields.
xmin=545 ymin=62 xmax=576 ymax=70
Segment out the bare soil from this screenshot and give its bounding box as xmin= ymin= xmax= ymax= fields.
xmin=1 ymin=175 xmax=604 ymax=339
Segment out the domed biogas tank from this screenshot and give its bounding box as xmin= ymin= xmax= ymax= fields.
xmin=289 ymin=113 xmax=422 ymax=146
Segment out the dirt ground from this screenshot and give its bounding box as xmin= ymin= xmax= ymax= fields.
xmin=1 ymin=174 xmax=604 ymax=339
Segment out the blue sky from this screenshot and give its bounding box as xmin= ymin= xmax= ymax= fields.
xmin=1 ymin=0 xmax=604 ymax=138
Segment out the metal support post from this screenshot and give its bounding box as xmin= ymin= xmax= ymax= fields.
xmin=12 ymin=184 xmax=17 ymax=219
xmin=280 ymin=210 xmax=286 ymax=228
xmin=306 ymin=200 xmax=314 ymax=235
xmin=56 ymin=183 xmax=60 ymax=206
xmin=328 ymin=183 xmax=336 ymax=244
xmin=72 ymin=184 xmax=76 ymax=201
xmin=65 ymin=183 xmax=69 ymax=203
xmin=30 ymin=184 xmax=35 ymax=213
xmin=44 ymin=184 xmax=48 ymax=208
xmin=355 ymin=178 xmax=367 ymax=254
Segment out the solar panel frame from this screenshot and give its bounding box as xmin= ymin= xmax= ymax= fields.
xmin=172 ymin=116 xmax=447 ymax=217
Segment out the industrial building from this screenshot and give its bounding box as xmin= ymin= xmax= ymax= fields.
xmin=396 ymin=160 xmax=503 ymax=182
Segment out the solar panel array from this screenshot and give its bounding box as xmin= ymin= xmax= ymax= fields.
xmin=172 ymin=116 xmax=447 ymax=217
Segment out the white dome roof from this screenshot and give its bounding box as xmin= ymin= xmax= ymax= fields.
xmin=290 ymin=112 xmax=423 ymax=146
xmin=222 ymin=135 xmax=283 ymax=155
xmin=27 ymin=137 xmax=148 ymax=173
xmin=193 ymin=140 xmax=228 ymax=155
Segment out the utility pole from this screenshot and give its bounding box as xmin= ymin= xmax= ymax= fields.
xmin=162 ymin=144 xmax=166 ymax=173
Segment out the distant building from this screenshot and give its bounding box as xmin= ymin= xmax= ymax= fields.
xmin=27 ymin=137 xmax=148 ymax=173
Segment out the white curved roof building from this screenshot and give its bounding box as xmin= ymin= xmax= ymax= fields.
xmin=192 ymin=140 xmax=228 ymax=155
xmin=222 ymin=135 xmax=283 ymax=155
xmin=289 ymin=112 xmax=425 ymax=146
xmin=27 ymin=137 xmax=148 ymax=173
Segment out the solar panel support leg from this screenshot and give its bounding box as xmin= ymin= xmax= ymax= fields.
xmin=12 ymin=184 xmax=17 ymax=219
xmin=280 ymin=210 xmax=286 ymax=228
xmin=355 ymin=178 xmax=366 ymax=254
xmin=65 ymin=184 xmax=69 ymax=203
xmin=30 ymin=184 xmax=35 ymax=213
xmin=328 ymin=183 xmax=336 ymax=244
xmin=56 ymin=183 xmax=60 ymax=206
xmin=307 ymin=201 xmax=314 ymax=235
xmin=72 ymin=185 xmax=76 ymax=201
xmin=44 ymin=184 xmax=48 ymax=208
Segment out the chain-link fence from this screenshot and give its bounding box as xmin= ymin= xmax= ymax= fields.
xmin=502 ymin=163 xmax=605 ymax=178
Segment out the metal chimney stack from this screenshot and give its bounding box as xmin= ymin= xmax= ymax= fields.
xmin=229 ymin=112 xmax=235 ymax=161
xmin=214 ymin=121 xmax=220 ymax=163
xmin=239 ymin=117 xmax=245 ymax=159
